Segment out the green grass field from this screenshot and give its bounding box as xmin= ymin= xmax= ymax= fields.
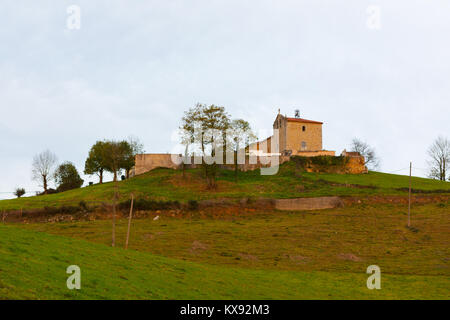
xmin=1 ymin=163 xmax=449 ymax=211
xmin=0 ymin=164 xmax=449 ymax=299
xmin=1 ymin=214 xmax=449 ymax=300
xmin=18 ymin=202 xmax=449 ymax=276
xmin=1 ymin=201 xmax=448 ymax=299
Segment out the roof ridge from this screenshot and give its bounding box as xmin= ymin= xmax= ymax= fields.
xmin=285 ymin=117 xmax=323 ymax=124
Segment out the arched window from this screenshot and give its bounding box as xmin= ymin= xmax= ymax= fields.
xmin=302 ymin=126 xmax=306 ymax=132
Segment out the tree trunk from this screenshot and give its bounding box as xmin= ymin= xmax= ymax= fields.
xmin=234 ymin=150 xmax=238 ymax=182
xmin=209 ymin=137 xmax=216 ymax=188
xmin=43 ymin=175 xmax=48 ymax=194
xmin=99 ymin=169 xmax=103 ymax=184
xmin=126 ymin=169 xmax=130 ymax=179
xmin=211 ymin=164 xmax=217 ymax=189
xmin=183 ymin=145 xmax=188 ymax=179
xmin=201 ymin=136 xmax=207 ymax=181
xmin=113 ymin=170 xmax=117 ymax=182
xmin=443 ymin=158 xmax=446 ymax=181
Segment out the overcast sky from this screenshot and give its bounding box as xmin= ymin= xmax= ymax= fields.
xmin=1 ymin=0 xmax=449 ymax=199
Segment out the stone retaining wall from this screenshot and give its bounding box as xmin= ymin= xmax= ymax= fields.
xmin=274 ymin=196 xmax=343 ymax=211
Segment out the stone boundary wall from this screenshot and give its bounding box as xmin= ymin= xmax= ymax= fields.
xmin=134 ymin=154 xmax=179 ymax=175
xmin=274 ymin=196 xmax=343 ymax=211
xmin=133 ymin=154 xmax=366 ymax=176
xmin=133 ymin=154 xmax=291 ymax=175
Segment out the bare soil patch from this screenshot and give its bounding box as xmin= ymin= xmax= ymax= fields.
xmin=338 ymin=253 xmax=362 ymax=262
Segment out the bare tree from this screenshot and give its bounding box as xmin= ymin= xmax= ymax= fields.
xmin=427 ymin=136 xmax=450 ymax=181
xmin=128 ymin=135 xmax=145 ymax=155
xmin=350 ymin=138 xmax=380 ymax=170
xmin=32 ymin=150 xmax=57 ymax=194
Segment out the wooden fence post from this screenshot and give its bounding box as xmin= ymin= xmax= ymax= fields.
xmin=112 ymin=184 xmax=118 ymax=247
xmin=125 ymin=194 xmax=134 ymax=249
xmin=408 ymin=162 xmax=412 ymax=227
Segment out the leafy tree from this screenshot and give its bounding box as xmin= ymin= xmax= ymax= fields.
xmin=84 ymin=141 xmax=108 ymax=184
xmin=229 ymin=119 xmax=257 ymax=181
xmin=14 ymin=188 xmax=26 ymax=198
xmin=179 ymin=132 xmax=194 ymax=178
xmin=427 ymin=136 xmax=450 ymax=181
xmin=103 ymin=140 xmax=134 ymax=182
xmin=32 ymin=150 xmax=58 ymax=194
xmin=181 ymin=104 xmax=230 ymax=188
xmin=180 ymin=104 xmax=204 ymax=178
xmin=350 ymin=138 xmax=380 ymax=170
xmin=121 ymin=136 xmax=145 ymax=179
xmin=85 ymin=138 xmax=143 ymax=183
xmin=54 ymin=162 xmax=84 ymax=192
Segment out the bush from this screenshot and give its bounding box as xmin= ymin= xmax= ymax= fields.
xmin=290 ymin=156 xmax=348 ymax=172
xmin=54 ymin=162 xmax=84 ymax=192
xmin=37 ymin=188 xmax=58 ymax=196
xmin=187 ymin=200 xmax=199 ymax=211
xmin=14 ymin=188 xmax=26 ymax=198
xmin=43 ymin=206 xmax=59 ymax=215
xmin=79 ymin=201 xmax=89 ymax=211
xmin=118 ymin=199 xmax=181 ymax=211
xmin=59 ymin=206 xmax=80 ymax=214
xmin=42 ymin=205 xmax=81 ymax=215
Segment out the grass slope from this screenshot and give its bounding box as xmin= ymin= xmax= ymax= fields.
xmin=1 ymin=224 xmax=448 ymax=299
xmin=1 ymin=163 xmax=449 ymax=211
xmin=20 ymin=203 xmax=450 ymax=276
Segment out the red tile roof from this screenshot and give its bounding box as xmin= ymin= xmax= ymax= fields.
xmin=286 ymin=117 xmax=323 ymax=124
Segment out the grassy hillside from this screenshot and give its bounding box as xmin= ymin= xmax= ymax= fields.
xmin=1 ymin=162 xmax=449 ymax=211
xmin=19 ymin=202 xmax=450 ymax=276
xmin=1 ymin=223 xmax=449 ymax=299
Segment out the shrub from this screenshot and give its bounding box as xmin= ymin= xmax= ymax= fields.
xmin=54 ymin=162 xmax=84 ymax=192
xmin=118 ymin=199 xmax=181 ymax=211
xmin=14 ymin=188 xmax=26 ymax=198
xmin=37 ymin=188 xmax=58 ymax=196
xmin=59 ymin=206 xmax=80 ymax=214
xmin=42 ymin=205 xmax=80 ymax=215
xmin=290 ymin=156 xmax=348 ymax=172
xmin=43 ymin=206 xmax=59 ymax=215
xmin=79 ymin=201 xmax=89 ymax=211
xmin=187 ymin=200 xmax=199 ymax=211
